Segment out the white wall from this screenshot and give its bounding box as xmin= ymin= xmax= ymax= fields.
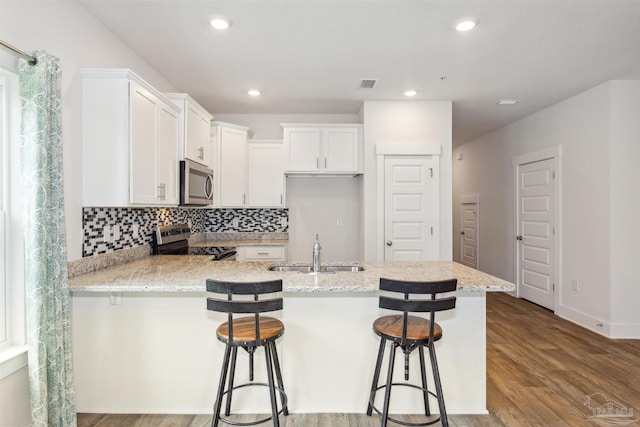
xmin=286 ymin=177 xmax=361 ymax=262
xmin=213 ymin=113 xmax=359 ymax=139
xmin=362 ymin=101 xmax=453 ymax=261
xmin=1 ymin=1 xmax=178 ymax=262
xmin=609 ymin=81 xmax=640 ymax=337
xmin=453 ymin=80 xmax=640 ymax=338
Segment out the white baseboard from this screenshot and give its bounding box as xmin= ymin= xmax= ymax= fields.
xmin=555 ymin=305 xmax=611 ymax=337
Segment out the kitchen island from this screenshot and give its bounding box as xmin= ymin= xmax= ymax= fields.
xmin=69 ymin=256 xmax=513 ymax=415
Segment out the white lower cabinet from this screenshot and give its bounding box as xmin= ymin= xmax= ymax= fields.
xmin=247 ymin=140 xmax=286 ymax=207
xmin=237 ymin=245 xmax=287 ymax=261
xmin=81 ymin=69 xmax=180 ymax=206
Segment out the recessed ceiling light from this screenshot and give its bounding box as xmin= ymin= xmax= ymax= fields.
xmin=404 ymin=90 xmax=418 ymax=97
xmin=210 ymin=16 xmax=232 ymax=30
xmin=497 ymin=99 xmax=520 ymax=105
xmin=248 ymin=89 xmax=261 ymax=97
xmin=454 ymin=17 xmax=478 ymax=32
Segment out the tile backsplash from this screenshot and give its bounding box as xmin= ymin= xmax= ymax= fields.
xmin=82 ymin=207 xmax=288 ymax=257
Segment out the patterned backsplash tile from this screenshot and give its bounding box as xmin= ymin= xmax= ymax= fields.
xmin=82 ymin=207 xmax=288 ymax=257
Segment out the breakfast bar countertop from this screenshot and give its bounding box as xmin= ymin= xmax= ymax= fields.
xmin=68 ymin=256 xmax=515 ymax=293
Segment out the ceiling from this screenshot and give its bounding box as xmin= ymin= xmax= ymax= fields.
xmin=78 ymin=0 xmax=640 ymax=146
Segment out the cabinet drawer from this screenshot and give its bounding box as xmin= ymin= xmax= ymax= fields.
xmin=242 ymin=246 xmax=286 ymax=261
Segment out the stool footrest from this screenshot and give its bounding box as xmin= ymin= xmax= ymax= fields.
xmin=369 ymin=382 xmax=442 ymax=427
xmin=218 ymin=382 xmax=288 ymax=426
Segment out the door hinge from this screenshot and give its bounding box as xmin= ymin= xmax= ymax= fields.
xmin=553 ymin=283 xmax=555 ymax=291
xmin=552 ymin=171 xmax=556 ymax=179
xmin=430 ymin=226 xmax=433 ymax=236
xmin=429 ymin=168 xmax=433 ymax=178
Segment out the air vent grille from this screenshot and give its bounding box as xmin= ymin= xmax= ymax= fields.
xmin=360 ymin=79 xmax=377 ymax=89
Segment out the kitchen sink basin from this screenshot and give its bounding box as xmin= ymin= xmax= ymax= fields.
xmin=267 ymin=264 xmax=365 ymax=273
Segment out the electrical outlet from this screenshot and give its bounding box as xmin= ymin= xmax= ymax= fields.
xmin=113 ymin=225 xmax=120 ymax=241
xmin=280 ymin=217 xmax=288 ymax=228
xmin=336 ymin=218 xmax=343 ymax=227
xmin=232 ymin=218 xmax=239 ymax=228
xmin=571 ymin=280 xmax=579 ymax=291
xmin=103 ymin=225 xmax=111 ymax=242
xmin=132 ymin=223 xmax=140 ymax=239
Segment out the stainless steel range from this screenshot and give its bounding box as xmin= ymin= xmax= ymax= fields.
xmin=152 ymin=223 xmax=237 ymax=261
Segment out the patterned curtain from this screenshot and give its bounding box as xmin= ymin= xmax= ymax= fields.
xmin=19 ymin=51 xmax=76 ymax=427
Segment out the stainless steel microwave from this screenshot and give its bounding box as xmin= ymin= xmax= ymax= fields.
xmin=179 ymin=160 xmax=213 ymax=206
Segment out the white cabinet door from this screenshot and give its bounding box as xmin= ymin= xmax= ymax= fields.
xmin=185 ymin=103 xmax=212 ymax=167
xmin=217 ymin=125 xmax=248 ymax=207
xmin=129 ymin=82 xmax=160 ymax=204
xmin=284 ymin=128 xmax=321 ymax=172
xmin=248 ymin=141 xmax=285 ymax=207
xmin=323 ymin=128 xmax=359 ymax=172
xmin=157 ymin=103 xmax=180 ymax=205
xmin=238 ymin=245 xmax=287 ymax=261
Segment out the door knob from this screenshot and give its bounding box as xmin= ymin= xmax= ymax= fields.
xmin=516 ymin=235 xmax=523 ymax=241
xmin=460 ymin=231 xmax=465 ymax=235
xmin=386 ymin=241 xmax=392 ymax=246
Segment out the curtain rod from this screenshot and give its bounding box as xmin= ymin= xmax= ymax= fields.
xmin=0 ymin=39 xmax=38 ymax=66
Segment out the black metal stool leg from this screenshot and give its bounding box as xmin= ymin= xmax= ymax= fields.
xmin=211 ymin=345 xmax=233 ymax=427
xmin=270 ymin=341 xmax=289 ymax=416
xmin=418 ymin=345 xmax=431 ymax=416
xmin=224 ymin=346 xmax=239 ymax=416
xmin=264 ymin=342 xmax=280 ymax=427
xmin=428 ymin=343 xmax=448 ymax=427
xmin=380 ymin=343 xmax=397 ymax=427
xmin=367 ymin=337 xmax=387 ymax=416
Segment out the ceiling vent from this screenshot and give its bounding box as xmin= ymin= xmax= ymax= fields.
xmin=359 ymin=79 xmax=377 ymax=89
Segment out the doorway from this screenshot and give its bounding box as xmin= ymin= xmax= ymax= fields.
xmin=513 ymin=147 xmax=560 ymax=311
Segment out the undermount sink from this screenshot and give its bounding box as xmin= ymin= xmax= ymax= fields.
xmin=267 ymin=264 xmax=365 ymax=273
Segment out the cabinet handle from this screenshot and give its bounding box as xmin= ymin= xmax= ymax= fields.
xmin=325 ymin=158 xmax=327 ymax=168
xmin=280 ymin=194 xmax=283 ymax=205
xmin=316 ymin=157 xmax=319 ymax=169
xmin=257 ymin=252 xmax=269 ymax=255
xmin=243 ymin=194 xmax=246 ymax=205
xmin=158 ymin=183 xmax=165 ymax=200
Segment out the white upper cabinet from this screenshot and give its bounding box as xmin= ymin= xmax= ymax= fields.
xmin=212 ymin=122 xmax=249 ymax=207
xmin=81 ymin=69 xmax=180 ymax=206
xmin=165 ymin=93 xmax=213 ymax=168
xmin=247 ymin=140 xmax=286 ymax=208
xmin=282 ymin=124 xmax=363 ymax=174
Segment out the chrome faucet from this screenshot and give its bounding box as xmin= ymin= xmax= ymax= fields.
xmin=312 ymin=234 xmax=322 ymax=273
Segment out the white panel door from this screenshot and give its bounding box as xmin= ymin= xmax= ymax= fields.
xmin=384 ymin=156 xmax=438 ymax=261
xmin=517 ymin=158 xmax=555 ymax=309
xmin=460 ymin=203 xmax=478 ymax=269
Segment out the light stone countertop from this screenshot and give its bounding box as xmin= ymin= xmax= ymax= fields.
xmin=68 ymin=255 xmax=515 ymax=293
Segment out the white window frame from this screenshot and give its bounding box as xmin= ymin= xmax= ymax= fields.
xmin=0 ymin=63 xmax=27 ymax=378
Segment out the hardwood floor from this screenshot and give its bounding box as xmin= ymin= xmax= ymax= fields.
xmin=78 ymin=292 xmax=640 ymax=427
xmin=487 ymin=292 xmax=640 ymax=426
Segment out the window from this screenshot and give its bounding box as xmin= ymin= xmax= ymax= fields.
xmin=0 ymin=63 xmax=26 ymax=362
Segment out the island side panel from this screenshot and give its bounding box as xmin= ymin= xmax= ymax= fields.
xmin=70 ymin=291 xmax=486 ymax=414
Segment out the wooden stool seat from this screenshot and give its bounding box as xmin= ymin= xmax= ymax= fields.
xmin=217 ymin=316 xmax=284 ymax=344
xmin=373 ymin=315 xmax=442 ymax=342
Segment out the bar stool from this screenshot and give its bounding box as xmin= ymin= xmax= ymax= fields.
xmin=206 ymin=279 xmax=288 ymax=427
xmin=366 ymin=278 xmax=457 ymax=427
